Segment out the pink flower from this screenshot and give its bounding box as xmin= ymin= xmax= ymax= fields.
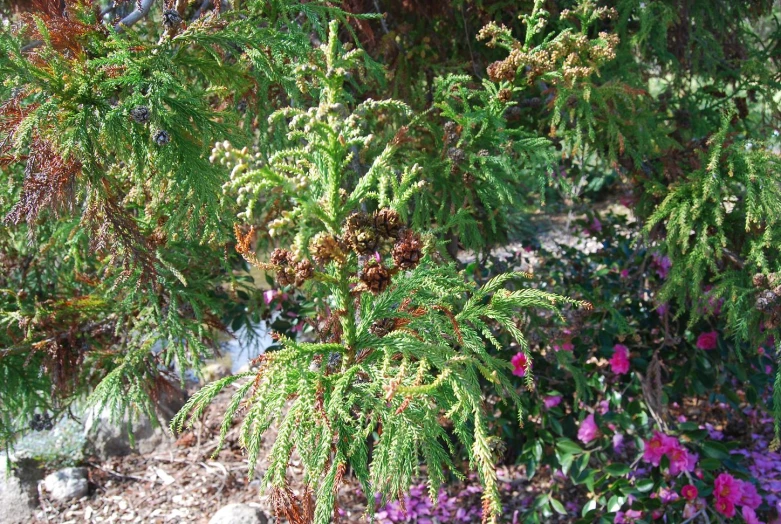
xmin=511 ymin=352 xmax=531 ymax=377
xmin=738 ymin=481 xmax=762 ymax=510
xmin=553 ymin=341 xmax=574 ymax=352
xmin=667 ymin=445 xmax=697 ymax=476
xmin=615 ymin=510 xmax=643 ymax=523
xmin=696 ymin=331 xmax=718 ymax=350
xmin=714 ymin=473 xmax=742 ymax=505
xmin=544 ymin=395 xmax=562 ymax=409
xmin=578 ymin=413 xmax=598 ymax=444
xmin=263 ymin=289 xmax=279 ymax=305
xmin=620 ymin=269 xmax=630 ymax=279
xmin=642 ymin=431 xmax=672 ymax=466
xmin=742 ymin=507 xmax=765 ymax=524
xmin=714 ymin=497 xmax=736 ymax=518
xmin=681 ymin=485 xmax=698 ymax=501
xmin=610 ymin=344 xmax=630 ymax=375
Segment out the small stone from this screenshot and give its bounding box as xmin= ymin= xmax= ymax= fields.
xmin=208 ymin=504 xmax=268 ymax=524
xmin=44 ymin=467 xmax=88 ymax=501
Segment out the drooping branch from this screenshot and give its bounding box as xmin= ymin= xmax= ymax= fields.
xmin=114 ymin=0 xmax=156 ymax=32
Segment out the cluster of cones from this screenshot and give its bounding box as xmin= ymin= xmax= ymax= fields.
xmin=754 ymin=272 xmax=781 ymax=328
xmin=270 ymin=208 xmax=424 ymax=295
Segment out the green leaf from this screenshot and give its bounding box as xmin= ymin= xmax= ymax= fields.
xmin=702 ymin=441 xmax=731 ymax=460
xmin=604 ymin=463 xmax=630 ymax=477
xmin=550 ymin=498 xmax=567 ymax=515
xmin=699 ymin=458 xmax=722 ymax=470
xmin=582 ymin=499 xmax=597 ymax=517
xmin=556 ymin=438 xmax=583 ymax=456
xmin=606 ymin=495 xmax=626 ymax=513
xmin=635 ymin=478 xmax=655 ymax=493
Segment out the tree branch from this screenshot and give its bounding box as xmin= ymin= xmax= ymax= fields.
xmin=114 ymin=0 xmax=156 ymax=32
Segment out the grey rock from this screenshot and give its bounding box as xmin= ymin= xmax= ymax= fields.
xmin=0 ymin=458 xmax=43 ymax=523
xmin=208 ymin=503 xmax=268 ymax=524
xmin=84 ymin=384 xmax=187 ymax=459
xmin=44 ymin=467 xmax=88 ymax=501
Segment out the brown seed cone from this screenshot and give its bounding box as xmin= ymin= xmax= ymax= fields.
xmin=392 ymin=230 xmax=423 ymax=270
xmin=310 ymin=233 xmax=346 ymax=265
xmin=497 ymin=88 xmax=513 ymax=103
xmin=374 ymin=208 xmax=403 ymax=240
xmin=443 ymin=121 xmax=461 ymax=145
xmin=276 ymin=268 xmax=294 ymax=286
xmin=447 ymin=147 xmax=466 ymax=164
xmin=270 ymin=248 xmax=292 ymax=267
xmin=756 ymin=289 xmax=780 ymax=312
xmin=359 ymin=262 xmax=392 ymax=294
xmin=752 ymin=273 xmax=768 ymax=288
xmin=270 ymin=248 xmax=294 ymax=286
xmin=370 ymin=318 xmax=396 ymax=338
xmin=294 ymin=259 xmax=314 ymax=286
xmin=344 ymin=211 xmax=378 ymax=255
xmin=487 ymin=60 xmax=516 ymax=82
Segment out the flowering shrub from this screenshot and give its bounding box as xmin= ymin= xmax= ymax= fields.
xmin=471 ymin=208 xmax=778 ymax=521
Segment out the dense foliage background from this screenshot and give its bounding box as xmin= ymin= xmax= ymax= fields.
xmin=1 ymin=0 xmax=781 ymax=522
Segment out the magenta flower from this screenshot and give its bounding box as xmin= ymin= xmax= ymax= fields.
xmin=543 ymin=395 xmax=562 ymax=409
xmin=667 ymin=445 xmax=697 ymax=476
xmin=681 ymin=485 xmax=698 ymax=501
xmin=578 ymin=413 xmax=598 ymax=444
xmin=610 ymin=344 xmax=630 ymax=375
xmin=642 ymin=431 xmax=672 ymax=466
xmin=714 ymin=473 xmax=742 ymax=505
xmin=696 ymin=331 xmax=718 ymax=350
xmin=714 ymin=497 xmax=736 ymax=518
xmin=620 ymin=269 xmax=630 ymax=279
xmin=739 ymin=481 xmax=762 ymax=510
xmin=511 ymin=352 xmax=531 ymax=377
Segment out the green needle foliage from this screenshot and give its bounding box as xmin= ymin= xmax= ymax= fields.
xmin=0 ymin=0 xmax=367 ymax=447
xmin=174 ymin=21 xmax=587 ymax=523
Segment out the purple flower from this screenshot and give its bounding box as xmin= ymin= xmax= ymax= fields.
xmin=613 ymin=433 xmax=625 ymax=453
xmin=651 ymin=253 xmax=672 ymax=279
xmin=544 ymin=395 xmax=562 ymax=409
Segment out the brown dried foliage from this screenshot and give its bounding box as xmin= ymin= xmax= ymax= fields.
xmin=270 ymin=484 xmax=309 ymax=524
xmin=4 ymin=139 xmax=80 ymax=227
xmin=84 ymin=180 xmax=159 ymax=281
xmin=19 ymin=0 xmax=99 ymax=56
